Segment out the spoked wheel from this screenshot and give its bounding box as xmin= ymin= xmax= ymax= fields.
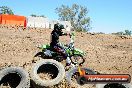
xmin=34 ymin=52 xmax=51 ymax=59
xmin=34 ymin=52 xmax=44 ymax=58
xmin=70 ymin=54 xmax=85 ymax=65
xmin=54 ymin=55 xmax=64 ymax=62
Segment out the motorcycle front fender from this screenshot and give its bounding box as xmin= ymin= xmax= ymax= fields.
xmin=74 ymin=48 xmax=85 ymax=56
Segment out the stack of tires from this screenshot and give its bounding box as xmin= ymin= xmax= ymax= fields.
xmin=1 ymin=60 xmax=132 ymax=88
xmin=0 ymin=67 xmax=30 ymax=88
xmin=96 ymin=83 xmax=132 ymax=88
xmin=30 ymin=59 xmax=65 ymax=88
xmin=0 ymin=59 xmax=65 ymax=88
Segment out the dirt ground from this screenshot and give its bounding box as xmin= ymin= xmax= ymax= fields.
xmin=0 ymin=26 xmax=132 ymax=88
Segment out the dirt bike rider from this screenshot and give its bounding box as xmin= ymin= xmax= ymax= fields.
xmin=50 ymin=23 xmax=72 ymax=66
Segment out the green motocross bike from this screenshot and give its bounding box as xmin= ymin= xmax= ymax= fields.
xmin=34 ymin=32 xmax=85 ymax=65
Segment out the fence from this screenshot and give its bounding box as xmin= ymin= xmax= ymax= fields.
xmin=0 ymin=15 xmax=72 ymax=31
xmin=0 ymin=14 xmax=26 ymax=27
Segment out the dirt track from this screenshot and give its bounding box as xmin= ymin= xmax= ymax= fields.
xmin=0 ymin=27 xmax=132 ymax=88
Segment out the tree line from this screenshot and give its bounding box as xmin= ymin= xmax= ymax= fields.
xmin=112 ymin=30 xmax=132 ymax=36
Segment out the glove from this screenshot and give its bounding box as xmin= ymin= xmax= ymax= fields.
xmin=62 ymin=33 xmax=67 ymax=35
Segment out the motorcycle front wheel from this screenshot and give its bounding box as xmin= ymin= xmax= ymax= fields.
xmin=70 ymin=54 xmax=85 ymax=65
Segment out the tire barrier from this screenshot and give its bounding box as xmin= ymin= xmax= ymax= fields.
xmin=0 ymin=67 xmax=30 ymax=88
xmin=96 ymin=83 xmax=132 ymax=88
xmin=30 ymin=59 xmax=65 ymax=87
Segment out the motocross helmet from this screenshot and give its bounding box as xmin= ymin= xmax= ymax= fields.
xmin=54 ymin=23 xmax=65 ymax=32
xmin=59 ymin=24 xmax=65 ymax=30
xmin=54 ymin=23 xmax=59 ymax=31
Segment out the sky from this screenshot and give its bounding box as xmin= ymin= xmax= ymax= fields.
xmin=0 ymin=0 xmax=132 ymax=33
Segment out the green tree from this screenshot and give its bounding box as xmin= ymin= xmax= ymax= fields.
xmin=30 ymin=14 xmax=37 ymax=17
xmin=0 ymin=6 xmax=14 ymax=15
xmin=55 ymin=4 xmax=91 ymax=32
xmin=124 ymin=30 xmax=131 ymax=36
xmin=116 ymin=32 xmax=124 ymax=35
xmin=40 ymin=15 xmax=46 ymax=18
xmin=30 ymin=14 xmax=46 ymax=18
xmin=112 ymin=30 xmax=132 ymax=36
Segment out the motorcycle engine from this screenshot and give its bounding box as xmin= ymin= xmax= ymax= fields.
xmin=44 ymin=50 xmax=52 ymax=57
